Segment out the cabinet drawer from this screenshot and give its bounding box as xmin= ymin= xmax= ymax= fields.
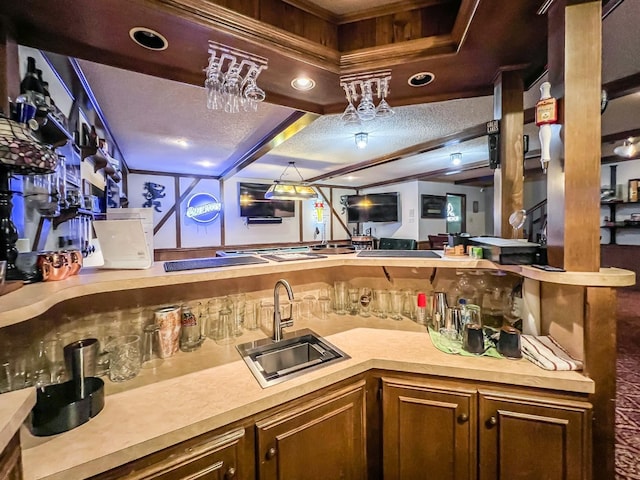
xmin=90 ymin=427 xmax=248 ymax=480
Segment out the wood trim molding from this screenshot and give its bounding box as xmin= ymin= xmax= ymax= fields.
xmin=336 ymin=0 xmax=452 ymax=25
xmin=154 ymin=0 xmax=342 ymax=72
xmin=450 ymin=0 xmax=480 ymax=51
xmin=340 ymin=35 xmax=456 ymax=73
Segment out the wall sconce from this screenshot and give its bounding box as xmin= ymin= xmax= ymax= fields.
xmin=450 ymin=152 xmax=462 ymax=166
xmin=355 ymin=132 xmax=368 ymax=149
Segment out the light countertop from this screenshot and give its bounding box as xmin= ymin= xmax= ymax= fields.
xmin=0 ymin=253 xmax=634 ymax=328
xmin=16 ymin=319 xmax=593 ymax=480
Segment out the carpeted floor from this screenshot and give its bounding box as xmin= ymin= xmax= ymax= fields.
xmin=616 ymin=289 xmax=640 ymax=480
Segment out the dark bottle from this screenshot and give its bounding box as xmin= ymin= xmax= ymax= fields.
xmin=36 ymin=69 xmax=52 ymax=108
xmin=88 ymin=125 xmax=98 ymax=148
xmin=20 ymin=57 xmax=45 ymax=106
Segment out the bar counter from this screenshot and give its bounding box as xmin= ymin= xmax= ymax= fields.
xmin=18 ymin=320 xmax=593 ymax=480
xmin=0 ymin=253 xmax=634 ymax=328
xmin=0 ymin=253 xmax=633 ymax=479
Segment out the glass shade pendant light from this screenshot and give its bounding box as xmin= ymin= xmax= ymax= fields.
xmin=264 ymin=162 xmax=317 ymax=200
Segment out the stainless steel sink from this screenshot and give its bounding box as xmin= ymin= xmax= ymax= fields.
xmin=236 ymin=329 xmax=350 ymax=388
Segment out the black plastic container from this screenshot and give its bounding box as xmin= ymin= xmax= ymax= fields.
xmin=29 ymin=377 xmax=104 ymax=436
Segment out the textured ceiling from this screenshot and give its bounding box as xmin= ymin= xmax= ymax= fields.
xmin=67 ymin=0 xmax=640 ymax=186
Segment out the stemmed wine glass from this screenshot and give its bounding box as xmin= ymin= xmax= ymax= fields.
xmin=356 ymin=80 xmax=377 ymax=121
xmin=375 ymin=77 xmax=394 ymax=118
xmin=341 ymin=83 xmax=361 ymax=125
xmin=223 ymin=60 xmax=242 ymax=113
xmin=242 ymin=64 xmax=266 ymax=112
xmin=205 ymin=51 xmax=224 ymax=110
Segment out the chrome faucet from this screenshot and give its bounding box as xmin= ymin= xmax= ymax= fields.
xmin=273 ymin=279 xmax=295 ymax=341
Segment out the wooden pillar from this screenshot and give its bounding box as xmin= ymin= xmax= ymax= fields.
xmin=0 ymin=18 xmax=20 ymax=116
xmin=493 ymin=69 xmax=524 ymax=238
xmin=584 ymin=286 xmax=617 ymax=480
xmin=545 ymin=0 xmax=602 ymax=271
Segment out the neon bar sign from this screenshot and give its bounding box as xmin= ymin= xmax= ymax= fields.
xmin=186 ymin=193 xmax=222 ymax=223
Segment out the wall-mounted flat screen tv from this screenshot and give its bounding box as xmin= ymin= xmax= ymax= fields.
xmin=346 ymin=193 xmax=399 ymax=223
xmin=239 ymin=182 xmax=295 ymax=218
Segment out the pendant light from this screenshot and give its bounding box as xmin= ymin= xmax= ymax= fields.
xmin=264 ymin=162 xmax=317 ymax=201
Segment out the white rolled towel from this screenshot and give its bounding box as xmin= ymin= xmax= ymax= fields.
xmin=521 ymin=335 xmax=583 ymax=371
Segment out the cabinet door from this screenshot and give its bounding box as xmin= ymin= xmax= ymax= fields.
xmin=478 ymin=390 xmax=592 ymax=480
xmin=382 ymin=377 xmax=477 ymax=480
xmin=256 ymin=380 xmax=366 ymax=480
xmin=90 ymin=427 xmax=250 ymax=480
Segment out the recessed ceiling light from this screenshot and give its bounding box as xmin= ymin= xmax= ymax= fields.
xmin=408 ymin=72 xmax=435 ymax=87
xmin=197 ymin=160 xmax=215 ymax=168
xmin=450 ymin=152 xmax=462 ymax=166
xmin=291 ymin=77 xmax=316 ymax=91
xmin=129 ymin=27 xmax=168 ymax=51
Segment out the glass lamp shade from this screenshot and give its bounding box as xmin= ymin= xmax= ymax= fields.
xmin=0 ymin=116 xmax=58 ymax=174
xmin=264 ymin=182 xmax=318 ymax=201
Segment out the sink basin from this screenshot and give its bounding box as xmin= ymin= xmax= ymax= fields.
xmin=236 ymin=329 xmax=350 ymax=388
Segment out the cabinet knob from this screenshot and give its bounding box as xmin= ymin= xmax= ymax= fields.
xmin=486 ymin=416 xmax=498 ymax=427
xmin=457 ymin=413 xmax=469 ymax=423
xmin=266 ymin=447 xmax=277 ymax=460
xmin=225 ymin=466 xmax=236 ymax=479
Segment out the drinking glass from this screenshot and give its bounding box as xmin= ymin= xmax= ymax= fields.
xmin=348 ymin=288 xmax=360 ymax=315
xmin=373 ymin=289 xmax=389 ymax=319
xmin=375 ymin=77 xmax=394 ymax=118
xmin=214 ymin=307 xmax=235 ymax=346
xmin=359 ymin=287 xmax=372 ymax=317
xmin=229 ymin=293 xmax=246 ymax=337
xmin=333 ymin=281 xmax=349 ymax=315
xmin=357 ymin=80 xmax=376 ymax=121
xmin=244 ymin=301 xmax=259 ymax=331
xmin=388 ymin=290 xmax=404 ymax=320
xmin=401 ymin=289 xmax=416 ymax=320
xmin=106 ymin=335 xmax=141 ymax=383
xmin=43 ymin=336 xmax=66 ymax=383
xmin=260 ymin=299 xmax=275 ymax=335
xmin=141 ymin=324 xmax=163 ymax=369
xmin=301 ymin=294 xmax=316 ymax=320
xmin=340 ymin=84 xmax=361 ymax=125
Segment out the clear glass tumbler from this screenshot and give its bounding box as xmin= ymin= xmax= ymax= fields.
xmin=388 ymin=290 xmax=404 ymax=320
xmin=334 ymin=281 xmax=348 ymax=315
xmin=106 ymin=335 xmax=141 ymax=383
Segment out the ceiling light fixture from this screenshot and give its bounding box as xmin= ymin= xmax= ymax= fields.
xmin=450 ymin=152 xmax=462 ymax=165
xmin=265 ymin=162 xmax=317 ymax=201
xmin=408 ymin=72 xmax=435 ymax=87
xmin=205 ymin=40 xmax=268 ymax=113
xmin=291 ymin=77 xmax=315 ymax=91
xmin=129 ymin=27 xmax=168 ymax=51
xmin=340 ymin=69 xmax=393 ymax=125
xmin=614 ymin=138 xmax=639 ymax=158
xmin=355 ymin=132 xmax=368 ymax=149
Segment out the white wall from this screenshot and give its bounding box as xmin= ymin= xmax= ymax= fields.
xmin=418 ymin=182 xmax=486 ymax=239
xmin=360 ymin=182 xmax=418 ymax=239
xmin=128 ymin=173 xmax=177 ymax=249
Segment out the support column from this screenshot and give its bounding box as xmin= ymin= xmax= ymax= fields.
xmin=493 ymin=69 xmax=524 ymax=238
xmin=0 ymin=18 xmax=19 ymax=115
xmin=545 ymin=0 xmax=602 ymax=271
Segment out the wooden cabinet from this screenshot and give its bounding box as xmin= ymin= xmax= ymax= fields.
xmin=382 ymin=377 xmax=477 ymax=480
xmin=255 ymin=379 xmax=367 ymax=480
xmin=381 ymin=376 xmax=592 ymax=480
xmin=478 ymin=390 xmax=592 ymax=480
xmin=90 ymin=426 xmax=252 ymax=480
xmin=0 ymin=433 xmax=23 ymax=480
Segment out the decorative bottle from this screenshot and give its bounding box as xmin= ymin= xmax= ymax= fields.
xmin=20 ymin=56 xmax=46 ymax=107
